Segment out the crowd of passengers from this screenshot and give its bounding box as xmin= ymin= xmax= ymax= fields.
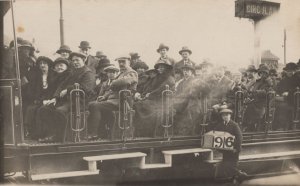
xmin=1 ymin=38 xmax=300 ymax=143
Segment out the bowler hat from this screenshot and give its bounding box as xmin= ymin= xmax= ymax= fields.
xmin=156 ymin=43 xmax=169 ymax=53
xmin=130 ymin=53 xmax=140 ymax=60
xmin=246 ymin=65 xmax=257 ymax=73
xmin=97 ymin=58 xmax=111 ymax=69
xmin=53 ymin=57 xmax=69 ymax=67
xmin=78 ymin=41 xmax=91 ymax=49
xmin=19 ymin=40 xmax=35 ymax=51
xmin=154 ymin=59 xmax=173 ymax=69
xmin=132 ymin=61 xmax=149 ymax=71
xmin=56 ymin=45 xmax=72 ymax=54
xmin=283 ymin=62 xmax=297 ymax=71
xmin=69 ymin=51 xmax=87 ymax=60
xmin=219 ymin=108 xmax=233 ymax=114
xmin=179 ymin=46 xmax=192 ymax=55
xmin=36 ymin=56 xmax=53 ymax=66
xmin=104 ymin=65 xmax=119 ymax=72
xmin=95 ymin=51 xmax=106 ymax=58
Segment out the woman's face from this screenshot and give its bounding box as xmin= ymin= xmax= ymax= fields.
xmin=157 ymin=64 xmax=167 ymax=74
xmin=39 ymin=61 xmax=49 ymax=72
xmin=54 ymin=62 xmax=67 ymax=73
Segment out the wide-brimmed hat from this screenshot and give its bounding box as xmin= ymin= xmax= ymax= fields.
xmin=78 ymin=41 xmax=91 ymax=49
xmin=53 ymin=57 xmax=69 ymax=67
xmin=283 ymin=62 xmax=297 ymax=71
xmin=156 ymin=43 xmax=169 ymax=53
xmin=36 ymin=56 xmax=53 ymax=66
xmin=179 ymin=46 xmax=192 ymax=55
xmin=130 ymin=52 xmax=140 ymax=60
xmin=154 ymin=59 xmax=173 ymax=69
xmin=95 ymin=51 xmax=106 ymax=58
xmin=56 ymin=45 xmax=71 ymax=54
xmin=19 ymin=40 xmax=35 ymax=51
xmin=219 ymin=108 xmax=233 ymax=114
xmin=132 ymin=61 xmax=149 ymax=71
xmin=104 ymin=64 xmax=119 ymax=72
xmin=246 ymin=65 xmax=257 ymax=73
xmin=69 ymin=51 xmax=87 ymax=60
xmin=257 ymin=65 xmax=269 ymax=74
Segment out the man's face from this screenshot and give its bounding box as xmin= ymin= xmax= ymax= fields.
xmin=118 ymin=59 xmax=129 ymax=70
xmin=221 ymin=113 xmax=231 ymax=123
xmin=54 ymin=62 xmax=67 ymax=73
xmin=71 ymin=56 xmax=85 ymax=68
xmin=19 ymin=47 xmax=31 ymax=56
xmin=159 ymin=48 xmax=167 ymax=57
xmin=39 ymin=61 xmax=49 ymax=72
xmin=60 ymin=52 xmax=69 ymax=59
xmin=286 ymin=70 xmax=294 ymax=77
xmin=157 ymin=64 xmax=167 ymax=74
xmin=182 ymin=68 xmax=193 ymax=78
xmin=181 ymin=52 xmax=190 ymax=60
xmin=80 ymin=48 xmax=89 ymax=55
xmin=258 ymin=71 xmax=268 ymax=79
xmin=247 ymin=71 xmax=255 ymax=79
xmin=106 ymin=71 xmax=118 ymax=80
xmin=136 ymin=68 xmax=145 ymax=74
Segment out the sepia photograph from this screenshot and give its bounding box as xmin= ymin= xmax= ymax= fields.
xmin=1 ymin=0 xmax=300 ymax=185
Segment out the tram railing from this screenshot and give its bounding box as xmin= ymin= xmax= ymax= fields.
xmin=293 ymin=87 xmax=300 ymax=130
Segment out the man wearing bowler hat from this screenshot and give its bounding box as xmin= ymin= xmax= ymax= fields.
xmin=95 ymin=51 xmax=107 ymax=61
xmin=174 ymin=46 xmax=196 ymax=72
xmin=156 ymin=43 xmax=175 ymax=66
xmin=79 ymin=41 xmax=99 ymax=74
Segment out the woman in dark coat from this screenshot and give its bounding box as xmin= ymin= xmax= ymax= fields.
xmin=134 ymin=59 xmax=175 ymax=137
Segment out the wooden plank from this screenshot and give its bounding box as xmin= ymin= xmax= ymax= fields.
xmin=240 ymin=150 xmax=300 ymax=160
xmin=162 ymin=148 xmax=212 ymax=155
xmin=140 ymin=163 xmax=171 ymax=169
xmin=83 ymin=152 xmax=146 ymax=161
xmin=31 ymin=170 xmax=99 ymax=181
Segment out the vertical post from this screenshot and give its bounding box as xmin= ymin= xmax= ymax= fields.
xmin=284 ymin=29 xmax=286 ymax=65
xmin=59 ymin=0 xmax=64 ymax=45
xmin=254 ymin=20 xmax=261 ymax=68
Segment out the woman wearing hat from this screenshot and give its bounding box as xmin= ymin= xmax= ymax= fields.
xmin=56 ymin=45 xmax=72 ymax=59
xmin=134 ymin=59 xmax=175 ymax=137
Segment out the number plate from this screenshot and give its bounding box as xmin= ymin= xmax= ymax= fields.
xmin=202 ymin=131 xmax=235 ymax=151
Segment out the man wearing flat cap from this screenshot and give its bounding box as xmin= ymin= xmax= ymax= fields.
xmin=79 ymin=41 xmax=99 ymax=74
xmin=174 ymin=46 xmax=196 ymax=72
xmin=37 ymin=51 xmax=96 ymax=142
xmin=156 ymin=43 xmax=176 ymax=67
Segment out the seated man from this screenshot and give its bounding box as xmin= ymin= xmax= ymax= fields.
xmin=87 ymin=56 xmax=137 ymax=140
xmin=37 ymin=51 xmax=96 ymax=142
xmin=213 ymin=108 xmax=248 ymax=181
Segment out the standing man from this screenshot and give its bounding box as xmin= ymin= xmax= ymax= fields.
xmin=129 ymin=52 xmax=141 ymax=68
xmin=156 ymin=43 xmax=176 ymax=67
xmin=79 ymin=41 xmax=99 ymax=74
xmin=214 ymin=108 xmax=247 ymax=181
xmin=174 ymin=46 xmax=196 ymax=71
xmin=56 ymin=45 xmax=72 ymax=59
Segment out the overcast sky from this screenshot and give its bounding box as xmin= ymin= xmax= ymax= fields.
xmin=4 ymin=0 xmax=300 ymax=71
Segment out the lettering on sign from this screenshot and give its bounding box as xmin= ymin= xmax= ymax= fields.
xmin=246 ymin=4 xmax=276 ymax=16
xmin=213 ymin=136 xmax=235 ymax=149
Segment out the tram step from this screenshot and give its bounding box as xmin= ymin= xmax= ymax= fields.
xmin=162 ymin=148 xmax=212 ymax=155
xmin=31 ymin=170 xmax=99 ymax=181
xmin=83 ymin=152 xmax=147 ymax=161
xmin=205 ymin=150 xmax=300 ymax=163
xmin=140 ymin=163 xmax=171 ymax=169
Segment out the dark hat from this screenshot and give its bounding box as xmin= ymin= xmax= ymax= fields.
xmin=97 ymin=58 xmax=111 ymax=69
xmin=104 ymin=65 xmax=119 ymax=72
xmin=53 ymin=57 xmax=69 ymax=67
xmin=156 ymin=43 xmax=169 ymax=53
xmin=36 ymin=56 xmax=53 ymax=66
xmin=130 ymin=52 xmax=140 ymax=59
xmin=154 ymin=59 xmax=173 ymax=69
xmin=78 ymin=41 xmax=91 ymax=49
xmin=95 ymin=51 xmax=106 ymax=58
xmin=246 ymin=65 xmax=257 ymax=73
xmin=219 ymin=108 xmax=233 ymax=114
xmin=257 ymin=65 xmax=269 ymax=74
xmin=132 ymin=61 xmax=149 ymax=71
xmin=115 ymin=56 xmax=131 ymax=62
xmin=283 ymin=62 xmax=297 ymax=71
xmin=19 ymin=40 xmax=35 ymax=51
xmin=179 ymin=46 xmax=192 ymax=55
xmin=69 ymin=51 xmax=87 ymax=60
xmin=144 ymin=69 xmax=158 ymax=75
xmin=56 ymin=45 xmax=72 ymax=54
xmin=9 ymin=37 xmax=23 ymax=48
xmin=180 ymin=63 xmax=195 ymax=71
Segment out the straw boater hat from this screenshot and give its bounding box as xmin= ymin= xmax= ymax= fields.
xmin=179 ymin=46 xmax=192 ymax=55
xmin=69 ymin=51 xmax=87 ymax=60
xmin=53 ymin=57 xmax=69 ymax=67
xmin=78 ymin=41 xmax=91 ymax=49
xmin=104 ymin=64 xmax=119 ymax=72
xmin=36 ymin=56 xmax=53 ymax=66
xmin=219 ymin=108 xmax=233 ymax=114
xmin=156 ymin=43 xmax=169 ymax=53
xmin=154 ymin=59 xmax=173 ymax=69
xmin=56 ymin=45 xmax=72 ymax=54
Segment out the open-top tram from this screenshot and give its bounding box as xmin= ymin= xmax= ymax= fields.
xmin=1 ymin=0 xmax=300 ymax=184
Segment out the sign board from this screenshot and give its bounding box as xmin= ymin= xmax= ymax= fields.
xmin=235 ymin=0 xmax=280 ymax=20
xmin=202 ymin=131 xmax=235 ymax=151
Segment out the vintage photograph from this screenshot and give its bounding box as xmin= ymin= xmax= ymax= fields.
xmin=1 ymin=0 xmax=300 ymax=185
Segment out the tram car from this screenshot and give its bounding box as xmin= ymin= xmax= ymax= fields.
xmin=1 ymin=1 xmax=300 ymax=184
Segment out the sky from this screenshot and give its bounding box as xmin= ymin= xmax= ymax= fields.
xmin=4 ymin=0 xmax=300 ymax=71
